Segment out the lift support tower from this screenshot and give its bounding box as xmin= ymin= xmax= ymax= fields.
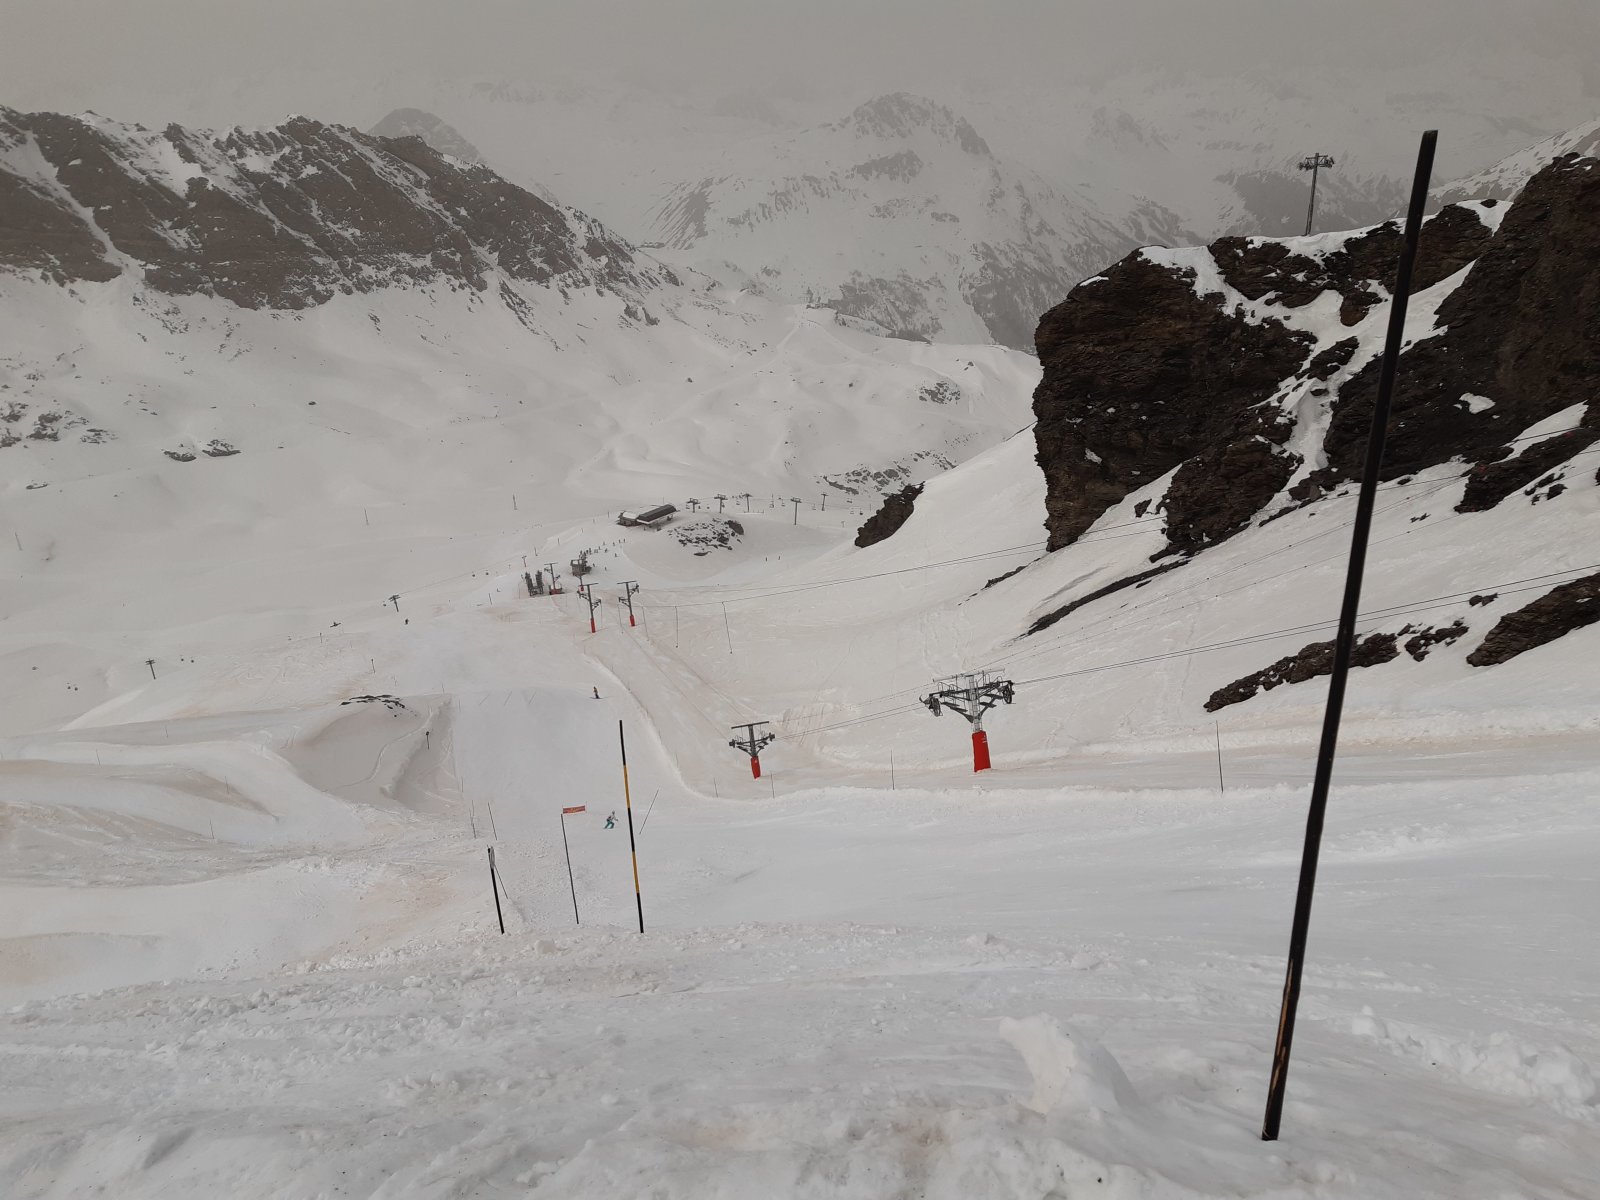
xmin=921 ymin=671 xmax=1015 ymax=772
xmin=728 ymin=721 xmax=777 ymax=779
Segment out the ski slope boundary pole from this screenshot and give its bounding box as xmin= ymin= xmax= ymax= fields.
xmin=486 ymin=846 xmax=506 ymax=935
xmin=620 ymin=720 xmax=645 ymax=933
xmin=1215 ymin=721 xmax=1226 ymax=796
xmin=1261 ymin=128 xmax=1437 ymax=1143
xmin=560 ymin=811 xmax=580 ymax=925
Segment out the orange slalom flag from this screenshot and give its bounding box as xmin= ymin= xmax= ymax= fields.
xmin=562 ymin=805 xmax=587 ymax=814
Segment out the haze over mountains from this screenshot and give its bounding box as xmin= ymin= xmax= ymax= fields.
xmin=8 ymin=14 xmax=1598 ymax=352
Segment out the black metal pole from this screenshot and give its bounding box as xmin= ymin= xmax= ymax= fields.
xmin=486 ymin=845 xmax=506 ymax=935
xmin=1262 ymin=130 xmax=1437 ymax=1142
xmin=620 ymin=721 xmax=645 ymax=933
xmin=1304 ymin=162 xmax=1319 ymax=237
xmin=560 ymin=814 xmax=580 ymax=925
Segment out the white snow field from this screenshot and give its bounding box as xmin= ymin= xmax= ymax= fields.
xmin=4 ymin=272 xmax=1599 ymax=1193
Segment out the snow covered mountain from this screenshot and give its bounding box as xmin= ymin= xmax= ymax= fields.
xmin=0 ymin=105 xmax=667 ymax=309
xmin=1435 ymin=113 xmax=1600 ymax=204
xmin=0 ymin=105 xmax=1034 ymax=499
xmin=644 ymin=93 xmax=1190 ymax=352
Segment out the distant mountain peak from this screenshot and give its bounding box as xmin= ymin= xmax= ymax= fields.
xmin=835 ymin=93 xmax=991 ymax=157
xmin=368 ymin=107 xmax=484 ymax=165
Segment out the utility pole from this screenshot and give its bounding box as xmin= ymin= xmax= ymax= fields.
xmin=388 ymin=594 xmax=400 ymax=612
xmin=543 ymin=562 xmax=561 ymax=595
xmin=714 ymin=493 xmax=728 ymax=513
xmin=1298 ymin=152 xmax=1336 ymax=236
xmin=920 ymin=670 xmax=1016 ymax=772
xmin=686 ymin=498 xmax=700 ymax=513
xmin=579 ymin=582 xmax=602 ymax=633
xmin=740 ymin=492 xmax=752 ymax=513
xmin=789 ymin=497 xmax=802 ymax=525
xmin=820 ymin=493 xmax=826 ymax=512
xmin=145 ymin=658 xmax=157 ymax=680
xmin=619 ymin=581 xmax=640 ymax=627
xmin=728 ymin=721 xmax=776 ymax=779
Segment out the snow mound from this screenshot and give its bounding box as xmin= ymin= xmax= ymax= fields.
xmin=1353 ymin=1008 xmax=1598 ymax=1116
xmin=999 ymin=1014 xmax=1141 ymax=1116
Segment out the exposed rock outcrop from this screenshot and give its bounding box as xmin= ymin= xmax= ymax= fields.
xmin=1324 ymin=157 xmax=1600 ymax=484
xmin=854 ymin=483 xmax=923 ymax=548
xmin=1204 ymin=633 xmax=1400 ymax=712
xmin=1032 ymin=154 xmax=1600 ymax=557
xmin=1031 ymin=254 xmax=1312 ymax=551
xmin=0 ymin=107 xmax=668 ymax=310
xmin=1466 ymin=573 xmax=1600 ymax=667
xmin=1456 ymin=428 xmax=1598 ymax=513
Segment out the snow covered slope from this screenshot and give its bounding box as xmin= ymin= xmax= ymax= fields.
xmin=0 ymin=105 xmax=1038 ymax=734
xmin=1 ymin=104 xmax=1597 ymax=1200
xmin=1436 ymin=113 xmax=1600 ymax=204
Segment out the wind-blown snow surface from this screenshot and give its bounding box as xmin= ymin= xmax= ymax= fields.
xmin=4 ymin=273 xmax=1599 ymax=1197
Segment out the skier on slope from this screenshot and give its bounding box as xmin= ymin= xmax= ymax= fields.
xmin=604 ymin=812 xmax=616 ymax=829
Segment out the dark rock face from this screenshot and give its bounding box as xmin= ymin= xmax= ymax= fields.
xmin=1205 ymin=633 xmax=1400 ymax=712
xmin=0 ymin=107 xmax=667 ymax=310
xmin=1031 ymin=254 xmax=1312 ymax=551
xmin=1401 ymin=620 xmax=1469 ymax=660
xmin=1466 ymin=572 xmax=1600 ymax=666
xmin=1326 ymin=157 xmax=1600 ymax=484
xmin=1032 ymin=155 xmax=1599 ymax=559
xmin=1160 ymin=415 xmax=1297 ymax=554
xmin=1456 ymin=428 xmax=1598 ymax=512
xmin=1211 ymin=204 xmax=1492 ymax=323
xmin=854 ymin=483 xmax=924 ymax=548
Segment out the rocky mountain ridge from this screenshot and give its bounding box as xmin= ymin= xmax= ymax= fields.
xmin=1025 ymin=151 xmax=1599 ymax=694
xmin=0 ymin=106 xmax=666 ymax=311
xmin=1032 ymin=153 xmax=1597 ymax=556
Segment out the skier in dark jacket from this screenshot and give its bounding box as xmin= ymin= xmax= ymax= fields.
xmin=604 ymin=812 xmax=616 ymax=829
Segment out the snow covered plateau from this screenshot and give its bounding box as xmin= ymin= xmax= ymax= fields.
xmin=0 ymin=105 xmax=1597 ymax=1199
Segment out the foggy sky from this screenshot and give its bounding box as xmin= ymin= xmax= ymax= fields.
xmin=6 ymin=0 xmax=1598 ymax=126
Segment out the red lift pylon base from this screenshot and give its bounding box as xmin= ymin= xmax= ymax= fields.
xmin=972 ymin=729 xmax=991 ymax=773
xmin=749 ymin=756 xmax=762 ymax=780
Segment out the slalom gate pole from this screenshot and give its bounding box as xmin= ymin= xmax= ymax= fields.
xmin=486 ymin=845 xmax=505 ymax=935
xmin=1261 ymin=129 xmax=1437 ymax=1143
xmin=619 ymin=721 xmax=645 ymax=933
xmin=560 ymin=813 xmax=580 ymax=925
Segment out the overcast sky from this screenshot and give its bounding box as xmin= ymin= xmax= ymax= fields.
xmin=6 ymin=0 xmax=1597 ymax=122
